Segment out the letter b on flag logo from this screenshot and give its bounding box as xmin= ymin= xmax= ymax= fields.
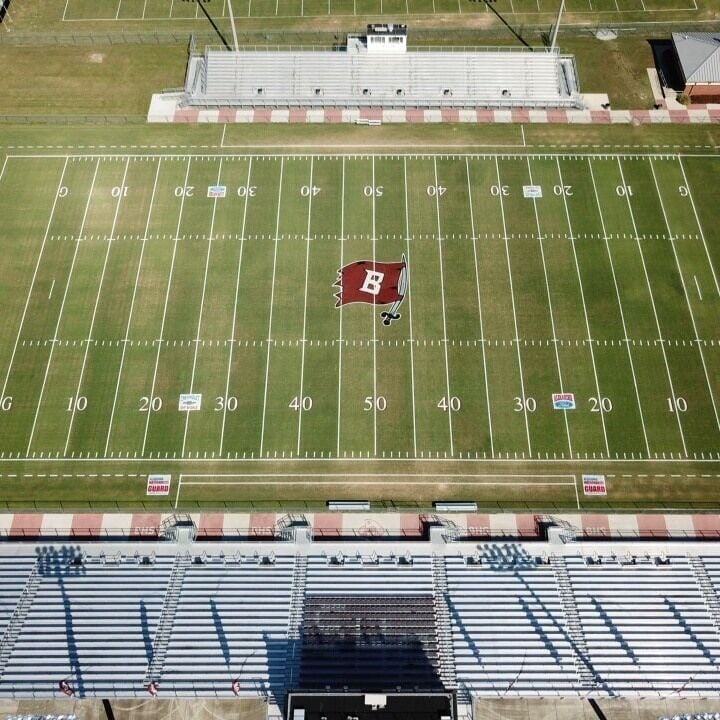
xmin=360 ymin=270 xmax=385 ymax=296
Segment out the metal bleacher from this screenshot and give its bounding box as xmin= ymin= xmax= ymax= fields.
xmin=183 ymin=45 xmax=582 ymax=109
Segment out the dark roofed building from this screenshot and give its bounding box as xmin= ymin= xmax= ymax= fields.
xmin=672 ymin=32 xmax=720 ymax=102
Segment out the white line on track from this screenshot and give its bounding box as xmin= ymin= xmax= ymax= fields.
xmin=555 ymin=157 xmax=610 ymax=456
xmin=649 ymin=158 xmax=720 ymax=435
xmin=432 ymin=157 xmax=454 ymax=457
xmin=336 ymin=158 xmax=345 ymax=458
xmin=219 ymin=158 xmax=253 ymax=456
xmin=494 ymin=157 xmax=532 ymax=457
xmin=259 ymin=158 xmax=285 ymax=457
xmin=141 ymin=156 xmax=192 ymax=456
xmin=64 ymin=157 xmax=130 ymax=456
xmin=1 ymin=158 xmax=69 ymax=409
xmin=105 ymin=158 xmax=162 ymax=456
xmin=403 ymin=158 xmax=418 ymax=457
xmin=588 ymin=159 xmax=650 ymax=458
xmin=677 ymin=156 xmax=720 ymax=298
xmin=617 ymin=157 xmax=688 ymax=457
xmin=526 ymin=156 xmax=572 ymax=458
xmin=26 ymin=158 xmax=101 ymax=456
xmin=296 ymin=157 xmax=314 ymax=455
xmin=182 ymin=159 xmax=224 ymax=458
xmin=465 ymin=158 xmax=494 ymax=459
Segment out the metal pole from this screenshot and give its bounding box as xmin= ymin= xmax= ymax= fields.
xmin=226 ymin=0 xmax=240 ymax=52
xmin=549 ymin=0 xmax=565 ymax=51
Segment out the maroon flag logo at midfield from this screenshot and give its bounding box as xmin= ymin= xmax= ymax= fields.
xmin=335 ymin=256 xmax=408 ymax=325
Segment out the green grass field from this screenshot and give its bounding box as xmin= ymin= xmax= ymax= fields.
xmin=0 ymin=149 xmax=718 ymax=471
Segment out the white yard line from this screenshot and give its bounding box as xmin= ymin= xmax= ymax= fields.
xmin=141 ymin=157 xmax=192 ymax=456
xmin=372 ymin=156 xmax=378 ymax=457
xmin=677 ymin=156 xmax=720 ymax=298
xmin=588 ymin=159 xmax=650 ymax=458
xmin=105 ymin=158 xmax=162 ymax=456
xmin=494 ymin=157 xmax=532 ymax=458
xmin=403 ymin=158 xmax=418 ymax=457
xmin=1 ymin=158 xmax=69 ymax=406
xmin=694 ymin=275 xmax=703 ymax=301
xmin=219 ymin=159 xmax=253 ymax=456
xmin=182 ymin=159 xmax=224 ymax=457
xmin=64 ymin=158 xmax=130 ymax=456
xmin=336 ymin=158 xmax=345 ymax=458
xmin=296 ymin=158 xmax=314 ymax=455
xmin=26 ymin=158 xmax=101 ymax=456
xmin=617 ymin=158 xmax=688 ymax=458
xmin=526 ymin=157 xmax=573 ymax=459
xmin=432 ymin=157 xmax=454 ymax=457
xmin=649 ymin=158 xmax=720 ymax=434
xmin=555 ymin=157 xmax=609 ymax=457
xmin=259 ymin=158 xmax=285 ymax=457
xmin=465 ymin=158 xmax=494 ymax=459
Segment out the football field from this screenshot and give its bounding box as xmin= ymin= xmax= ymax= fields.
xmin=0 ymin=150 xmax=718 ymax=476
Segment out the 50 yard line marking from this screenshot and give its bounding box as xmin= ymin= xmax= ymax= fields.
xmin=556 ymin=157 xmax=610 ymax=457
xmin=336 ymin=158 xmax=345 ymax=458
xmin=433 ymin=157 xmax=454 ymax=456
xmin=649 ymin=158 xmax=720 ymax=435
xmin=141 ymin=156 xmax=192 ymax=456
xmin=27 ymin=158 xmax=101 ymax=456
xmin=588 ymin=159 xmax=650 ymax=458
xmin=219 ymin=158 xmax=253 ymax=456
xmin=526 ymin=156 xmax=572 ymax=459
xmin=65 ymin=157 xmax=130 ymax=456
xmin=617 ymin=158 xmax=688 ymax=457
xmin=494 ymin=157 xmax=532 ymax=458
xmin=182 ymin=158 xmax=224 ymax=458
xmin=296 ymin=157 xmax=314 ymax=455
xmin=372 ymin=156 xmax=378 ymax=457
xmin=465 ymin=158 xmax=494 ymax=459
xmin=403 ymin=158 xmax=418 ymax=457
xmin=259 ymin=158 xmax=285 ymax=457
xmin=105 ymin=158 xmax=162 ymax=456
xmin=0 ymin=158 xmax=69 ymax=410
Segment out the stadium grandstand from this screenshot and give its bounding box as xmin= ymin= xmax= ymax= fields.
xmin=1 ymin=515 xmax=720 ymax=720
xmin=177 ymin=24 xmax=582 ymax=110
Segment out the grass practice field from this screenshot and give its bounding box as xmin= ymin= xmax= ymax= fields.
xmin=58 ymin=0 xmax=698 ymax=20
xmin=0 ymin=150 xmax=718 ymax=476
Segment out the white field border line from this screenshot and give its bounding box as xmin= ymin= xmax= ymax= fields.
xmin=26 ymin=158 xmax=101 ymax=456
xmin=105 ymin=158 xmax=162 ymax=456
xmin=403 ymin=158 xmax=418 ymax=457
xmin=141 ymin=156 xmax=192 ymax=456
xmin=465 ymin=158 xmax=494 ymax=459
xmin=526 ymin=156 xmax=572 ymax=459
xmin=259 ymin=157 xmax=285 ymax=457
xmin=677 ymin=156 xmax=720 ymax=298
xmin=588 ymin=159 xmax=650 ymax=458
xmin=181 ymin=158 xmax=224 ymax=458
xmin=617 ymin=158 xmax=688 ymax=457
xmin=556 ymin=157 xmax=610 ymax=457
xmin=179 ymin=472 xmax=577 ymax=483
xmin=433 ymin=157 xmax=455 ymax=457
xmin=220 ymin=158 xmax=253 ymax=456
xmin=649 ymin=159 xmax=720 ymax=434
xmin=296 ymin=157 xmax=314 ymax=455
xmin=64 ymin=157 xmax=131 ymax=456
xmin=372 ymin=156 xmax=378 ymax=457
xmin=494 ymin=157 xmax=532 ymax=458
xmin=336 ymin=158 xmax=345 ymax=458
xmin=0 ymin=158 xmax=69 ymax=407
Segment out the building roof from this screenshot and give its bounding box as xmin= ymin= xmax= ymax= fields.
xmin=1 ymin=535 xmax=720 ymax=702
xmin=672 ymin=32 xmax=720 ymax=83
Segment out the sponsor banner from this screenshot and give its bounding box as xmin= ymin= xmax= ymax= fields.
xmin=583 ymin=474 xmax=607 ymax=496
xmin=207 ymin=185 xmax=227 ymax=198
xmin=147 ymin=474 xmax=171 ymax=496
xmin=552 ymin=392 xmax=576 ymax=410
xmin=523 ymin=185 xmax=542 ymax=198
xmin=179 ymin=393 xmax=202 ymax=411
